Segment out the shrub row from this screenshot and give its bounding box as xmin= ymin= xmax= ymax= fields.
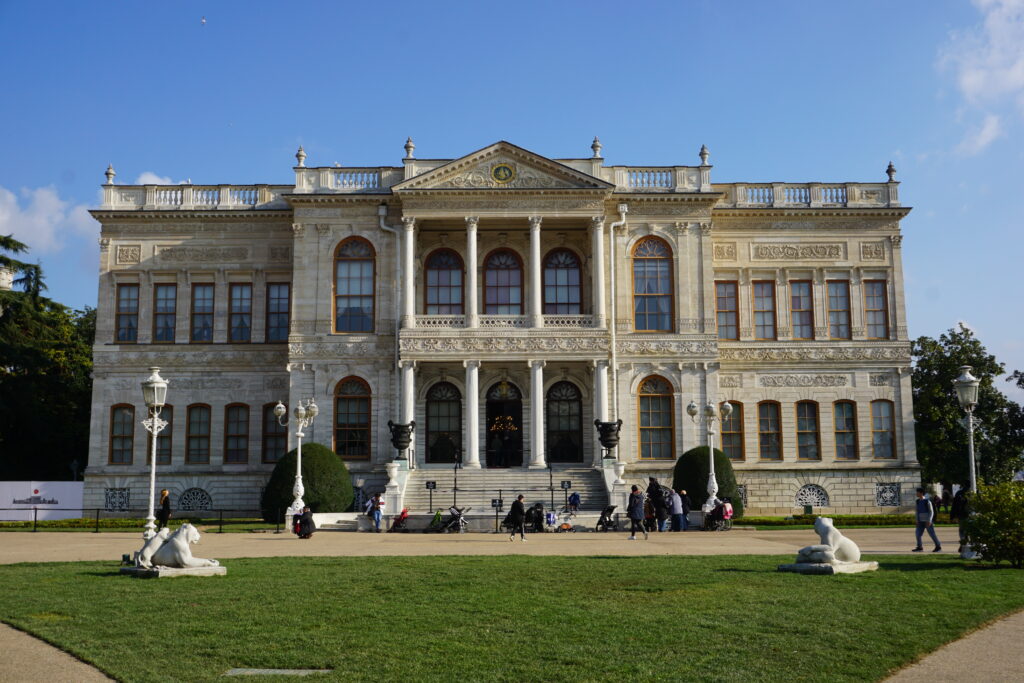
xmin=739 ymin=514 xmax=954 ymax=527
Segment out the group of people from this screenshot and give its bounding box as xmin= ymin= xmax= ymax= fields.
xmin=913 ymin=485 xmax=971 ymax=553
xmin=625 ymin=478 xmax=696 ymax=540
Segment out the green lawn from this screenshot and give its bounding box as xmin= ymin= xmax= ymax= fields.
xmin=1 ymin=555 xmax=1021 ymax=682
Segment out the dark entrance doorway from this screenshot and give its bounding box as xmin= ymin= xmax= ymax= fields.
xmin=485 ymin=381 xmax=523 ymax=468
xmin=546 ymin=381 xmax=583 ymax=463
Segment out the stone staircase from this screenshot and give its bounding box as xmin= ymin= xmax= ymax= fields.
xmin=401 ymin=466 xmax=608 ymax=515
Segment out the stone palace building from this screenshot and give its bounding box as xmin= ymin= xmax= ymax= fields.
xmin=84 ymin=139 xmax=918 ymax=516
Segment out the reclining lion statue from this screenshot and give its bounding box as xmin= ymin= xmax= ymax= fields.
xmin=795 ymin=517 xmax=861 ymax=564
xmin=136 ymin=523 xmax=220 ymax=569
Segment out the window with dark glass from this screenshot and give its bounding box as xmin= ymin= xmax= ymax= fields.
xmin=834 ymin=401 xmax=858 ymax=460
xmin=871 ymin=400 xmax=895 ymax=459
xmin=543 ymin=249 xmax=581 ymax=315
xmin=153 ymin=284 xmax=176 ymax=343
xmin=425 ymin=250 xmax=464 ymax=315
xmin=638 ymin=376 xmax=674 ymax=459
xmin=262 ymin=403 xmax=287 ymax=463
xmin=224 ymin=404 xmax=249 ymax=463
xmin=758 ymin=401 xmax=782 ymax=460
xmin=864 ymin=280 xmax=889 ymax=339
xmin=426 ymin=382 xmax=461 ymax=463
xmin=720 ymin=401 xmax=744 ymax=461
xmin=546 ymin=381 xmax=582 ymax=462
xmin=334 ymin=239 xmax=375 ymax=333
xmin=796 ymin=401 xmax=820 ymax=460
xmin=186 ymin=404 xmax=211 ymax=463
xmin=753 ymin=281 xmax=777 ymax=340
xmin=828 ymin=281 xmax=851 ymax=339
xmin=266 ymin=283 xmax=290 ymax=342
xmin=335 ymin=378 xmax=371 ymax=459
xmin=229 ymin=284 xmax=252 ymax=342
xmin=716 ymin=281 xmax=738 ymax=340
xmin=191 ymin=284 xmax=214 ymax=343
xmin=632 ymin=238 xmax=673 ymax=331
xmin=115 ymin=284 xmax=139 ymax=343
xmin=790 ymin=281 xmax=814 ymax=339
xmin=109 ymin=405 xmax=134 ymax=464
xmin=147 ymin=405 xmax=173 ymax=465
xmin=484 ymin=250 xmax=523 ymax=315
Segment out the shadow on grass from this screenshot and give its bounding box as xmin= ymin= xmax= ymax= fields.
xmin=81 ymin=570 xmax=124 ymax=578
xmin=876 ymin=561 xmax=966 ymax=572
xmin=714 ymin=567 xmax=771 ymax=573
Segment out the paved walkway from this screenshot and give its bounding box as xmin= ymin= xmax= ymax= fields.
xmin=0 ymin=527 xmax=1019 ymax=682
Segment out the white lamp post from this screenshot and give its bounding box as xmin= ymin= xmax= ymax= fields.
xmin=140 ymin=367 xmax=169 ymax=539
xmin=953 ymin=365 xmax=980 ymax=493
xmin=687 ymin=400 xmax=733 ymax=512
xmin=275 ymin=398 xmax=319 ymax=521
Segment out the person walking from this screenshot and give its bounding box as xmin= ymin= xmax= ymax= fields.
xmin=626 ymin=485 xmax=648 ymax=540
xmin=668 ymin=489 xmax=684 ymax=532
xmin=156 ymin=489 xmax=171 ymax=530
xmin=912 ymin=487 xmax=942 ymax=552
xmin=679 ymin=490 xmax=691 ymax=531
xmin=509 ymin=494 xmax=526 ymax=542
xmin=646 ymin=477 xmax=669 ymax=532
xmin=949 ymin=487 xmax=970 ymax=553
xmin=365 ymin=492 xmax=386 ymax=533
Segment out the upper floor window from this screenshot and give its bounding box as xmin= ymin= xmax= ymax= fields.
xmin=789 ymin=280 xmax=814 ymax=340
xmin=186 ymin=404 xmax=211 ymax=463
xmin=871 ymin=400 xmax=895 ymax=459
xmin=632 ymin=237 xmax=673 ymax=331
xmin=796 ymin=401 xmax=820 ymax=460
xmin=715 ymin=281 xmax=738 ymax=340
xmin=147 ymin=404 xmax=173 ymax=465
xmin=827 ymin=281 xmax=851 ymax=339
xmin=864 ymin=280 xmax=890 ymax=339
xmin=153 ymin=284 xmax=176 ymax=343
xmin=335 ymin=377 xmax=371 ymax=459
xmin=334 ymin=238 xmax=375 ymax=333
xmin=115 ymin=284 xmax=139 ymax=343
xmin=753 ymin=281 xmax=777 ymax=340
xmin=543 ymin=249 xmax=581 ymax=315
xmin=638 ymin=376 xmax=674 ymax=459
xmin=229 ymin=284 xmax=252 ymax=342
xmin=262 ymin=403 xmax=287 ymax=463
xmin=266 ymin=283 xmax=290 ymax=342
xmin=834 ymin=400 xmax=858 ymax=460
xmin=191 ymin=284 xmax=214 ymax=343
xmin=224 ymin=404 xmax=249 ymax=463
xmin=758 ymin=401 xmax=782 ymax=460
xmin=720 ymin=401 xmax=744 ymax=461
xmin=425 ymin=249 xmax=464 ymax=315
xmin=109 ymin=404 xmax=134 ymax=464
xmin=484 ymin=249 xmax=523 ymax=315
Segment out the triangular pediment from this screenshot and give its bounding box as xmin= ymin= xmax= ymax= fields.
xmin=393 ymin=141 xmax=612 ymax=191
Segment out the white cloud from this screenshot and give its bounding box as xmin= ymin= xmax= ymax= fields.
xmin=0 ymin=185 xmax=96 ymax=254
xmin=134 ymin=171 xmax=174 ymax=185
xmin=956 ymin=113 xmax=1004 ymax=154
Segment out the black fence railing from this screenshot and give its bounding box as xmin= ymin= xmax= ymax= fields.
xmin=408 ymin=485 xmax=588 ymax=515
xmin=0 ymin=507 xmax=275 ymax=533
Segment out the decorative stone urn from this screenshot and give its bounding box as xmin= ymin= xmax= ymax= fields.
xmin=387 ymin=420 xmax=415 ymax=459
xmin=594 ymin=419 xmax=623 ymax=450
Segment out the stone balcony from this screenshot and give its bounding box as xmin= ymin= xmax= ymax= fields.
xmin=100 ymin=184 xmax=293 ymax=211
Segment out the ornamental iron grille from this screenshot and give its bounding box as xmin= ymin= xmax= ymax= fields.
xmin=546 ymin=381 xmax=583 ymax=463
xmin=795 ymin=484 xmax=829 ymax=507
xmin=425 ymin=249 xmax=464 ymax=315
xmin=543 ymin=250 xmax=581 ymax=314
xmin=426 ymin=382 xmax=462 ymax=463
xmin=104 ymin=487 xmax=130 ymax=511
xmin=876 ymin=483 xmax=901 ymax=507
xmin=178 ymin=487 xmax=213 ymax=511
xmin=736 ymin=484 xmax=748 ymax=507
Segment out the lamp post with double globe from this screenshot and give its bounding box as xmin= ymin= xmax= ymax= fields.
xmin=686 ymin=400 xmax=733 ymax=512
xmin=953 ymin=365 xmax=980 ymax=493
xmin=274 ymin=398 xmax=319 ymax=521
xmin=140 ymin=367 xmax=169 ymax=540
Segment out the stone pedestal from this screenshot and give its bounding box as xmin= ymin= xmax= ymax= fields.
xmin=120 ymin=566 xmax=227 ymax=578
xmin=777 ymin=561 xmax=879 ymax=575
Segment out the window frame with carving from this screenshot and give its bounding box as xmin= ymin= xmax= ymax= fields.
xmin=715 ymin=281 xmax=739 ymax=340
xmin=425 ymin=382 xmax=462 ymax=464
xmin=864 ymin=279 xmax=890 ymax=340
xmin=631 ymin=237 xmax=674 ymax=332
xmin=115 ymin=283 xmax=139 ymax=343
xmin=333 ymin=237 xmax=376 ymax=334
xmin=224 ymin=403 xmax=250 ymax=464
xmin=543 ymin=248 xmax=583 ymax=315
xmin=186 ymin=403 xmax=212 ymax=464
xmin=228 ymin=283 xmax=253 ymax=343
xmin=833 ymin=400 xmax=858 ymax=460
xmin=109 ymin=404 xmax=135 ymax=464
xmin=827 ymin=280 xmax=852 ymax=340
xmin=424 ymin=249 xmax=465 ymax=315
xmin=871 ymin=399 xmax=896 ymax=459
xmin=190 ymin=283 xmax=215 ymax=343
xmin=152 ymin=283 xmax=177 ymax=343
xmin=789 ymin=280 xmax=814 ymax=340
xmin=757 ymin=400 xmax=783 ymax=461
xmin=334 ymin=377 xmax=372 ymax=460
xmin=637 ymin=376 xmax=675 ymax=460
xmin=265 ymin=282 xmax=291 ymax=342
xmin=795 ymin=400 xmax=821 ymax=461
xmin=752 ymin=280 xmax=777 ymax=340
xmin=720 ymin=400 xmax=744 ymax=461
xmin=483 ymin=249 xmax=524 ymax=315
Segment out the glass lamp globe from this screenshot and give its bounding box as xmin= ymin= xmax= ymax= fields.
xmin=273 ymin=402 xmax=286 ymax=419
xmin=306 ymin=401 xmax=319 ymax=419
xmin=953 ymin=365 xmax=980 ymax=410
xmin=686 ymin=401 xmax=699 ymax=418
xmin=294 ymin=404 xmax=307 ymax=420
xmin=141 ymin=367 xmax=168 ymax=409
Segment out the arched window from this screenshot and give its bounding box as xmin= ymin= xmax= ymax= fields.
xmin=484 ymin=249 xmax=523 ymax=315
xmin=186 ymin=404 xmax=211 ymax=464
xmin=543 ymin=249 xmax=581 ymax=314
xmin=546 ymin=381 xmax=583 ymax=463
xmin=871 ymin=400 xmax=895 ymax=459
xmin=147 ymin=404 xmax=173 ymax=465
xmin=796 ymin=401 xmax=820 ymax=460
xmin=224 ymin=404 xmax=249 ymax=464
xmin=335 ymin=377 xmax=371 ymax=460
xmin=632 ymin=237 xmax=673 ymax=331
xmin=426 ymin=382 xmax=462 ymax=463
xmin=757 ymin=401 xmax=782 ymax=460
xmin=109 ymin=404 xmax=135 ymax=464
xmin=720 ymin=401 xmax=744 ymax=461
xmin=425 ymin=249 xmax=464 ymax=315
xmin=638 ymin=376 xmax=674 ymax=459
xmin=334 ymin=238 xmax=375 ymax=333
xmin=262 ymin=403 xmax=287 ymax=463
xmin=795 ymin=484 xmax=829 ymax=507
xmin=834 ymin=401 xmax=858 ymax=460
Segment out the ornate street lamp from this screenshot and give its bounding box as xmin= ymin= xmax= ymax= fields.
xmin=140 ymin=367 xmax=169 ymax=539
xmin=953 ymin=365 xmax=980 ymax=493
xmin=275 ymin=398 xmax=319 ymax=521
xmin=687 ymin=400 xmax=733 ymax=512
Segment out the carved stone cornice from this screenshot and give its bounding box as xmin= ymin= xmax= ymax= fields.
xmin=718 ymin=343 xmax=911 ymax=363
xmin=289 ymin=341 xmax=389 ymax=358
xmin=400 ymin=336 xmax=609 ymax=354
xmin=759 ymin=374 xmax=849 ymax=387
xmin=616 ymin=339 xmax=717 ymax=357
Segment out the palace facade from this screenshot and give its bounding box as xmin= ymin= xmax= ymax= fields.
xmin=85 ymin=139 xmax=918 ymax=516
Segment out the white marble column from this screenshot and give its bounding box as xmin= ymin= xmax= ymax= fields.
xmin=529 ymin=216 xmax=544 ymax=328
xmin=465 ymin=216 xmax=479 ymax=328
xmin=401 ymin=217 xmax=416 ymax=329
xmin=463 ymin=360 xmax=480 ymax=468
xmin=590 ymin=216 xmax=606 ymax=328
xmin=400 ymin=360 xmax=415 ymax=461
xmin=529 ymin=359 xmax=546 ymax=468
xmin=593 ymin=359 xmax=609 ymax=422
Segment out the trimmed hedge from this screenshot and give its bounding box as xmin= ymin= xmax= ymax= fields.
xmin=965 ymin=482 xmax=1024 ymax=568
xmin=672 ymin=447 xmax=744 ymax=518
xmin=260 ymin=442 xmax=354 ymax=523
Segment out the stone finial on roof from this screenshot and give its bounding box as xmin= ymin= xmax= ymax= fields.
xmin=886 ymin=161 xmax=896 ymax=182
xmin=295 ymin=145 xmax=307 ymax=167
xmin=105 ymin=164 xmax=116 ymax=185
xmin=699 ymin=144 xmax=710 ymax=166
xmin=591 ymin=136 xmax=602 ymax=159
xmin=405 ymin=137 xmax=416 ymax=159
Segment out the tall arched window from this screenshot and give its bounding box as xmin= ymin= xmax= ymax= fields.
xmin=186 ymin=404 xmax=211 ymax=464
xmin=757 ymin=401 xmax=782 ymax=460
xmin=335 ymin=377 xmax=371 ymax=460
xmin=632 ymin=237 xmax=673 ymax=331
xmin=796 ymin=401 xmax=820 ymax=460
xmin=834 ymin=400 xmax=858 ymax=460
xmin=638 ymin=376 xmax=674 ymax=459
xmin=720 ymin=401 xmax=744 ymax=461
xmin=224 ymin=403 xmax=249 ymax=464
xmin=109 ymin=404 xmax=135 ymax=464
xmin=871 ymin=400 xmax=895 ymax=459
xmin=484 ymin=249 xmax=523 ymax=315
xmin=426 ymin=382 xmax=462 ymax=463
xmin=425 ymin=249 xmax=464 ymax=315
xmin=546 ymin=381 xmax=583 ymax=463
xmin=543 ymin=249 xmax=581 ymax=314
xmin=334 ymin=238 xmax=375 ymax=333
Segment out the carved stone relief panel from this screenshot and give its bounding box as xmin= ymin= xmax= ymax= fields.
xmin=860 ymin=242 xmax=885 ymax=260
xmin=719 ymin=375 xmax=742 ymax=388
xmin=758 ymin=375 xmax=848 ymax=387
xmin=116 ymin=245 xmax=141 ymax=265
xmin=869 ymin=373 xmax=891 ymax=386
xmin=713 ymin=243 xmax=737 ymax=260
xmin=156 ymin=246 xmax=249 ymax=263
xmin=751 ymin=243 xmax=845 ymax=260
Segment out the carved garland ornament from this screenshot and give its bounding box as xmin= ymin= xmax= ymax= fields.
xmin=759 ymin=375 xmax=848 ymax=387
xmin=400 ymin=337 xmax=610 ymax=354
xmin=720 ymin=346 xmax=910 ymax=362
xmin=714 ymin=243 xmax=737 ymax=260
xmin=869 ymin=373 xmax=891 ymax=386
xmin=752 ymin=243 xmax=843 ymax=260
xmin=157 ymin=246 xmax=249 ymax=262
xmin=860 ymin=242 xmax=885 ymax=260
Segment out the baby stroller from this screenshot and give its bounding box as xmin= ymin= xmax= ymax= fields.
xmin=596 ymin=505 xmax=619 ymax=532
xmin=525 ymin=503 xmax=545 ymax=533
xmin=388 ymin=508 xmax=410 ymax=533
xmin=704 ymin=500 xmax=732 ymax=531
xmin=441 ymin=505 xmax=471 ymax=533
xmin=423 ymin=509 xmax=444 ymax=533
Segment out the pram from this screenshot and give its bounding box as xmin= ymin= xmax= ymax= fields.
xmin=423 ymin=509 xmax=444 ymax=533
xmin=524 ymin=503 xmax=545 ymax=533
xmin=704 ymin=501 xmax=732 ymax=531
xmin=596 ymin=505 xmax=619 ymax=532
xmin=440 ymin=505 xmax=471 ymax=533
xmin=388 ymin=507 xmax=410 ymax=533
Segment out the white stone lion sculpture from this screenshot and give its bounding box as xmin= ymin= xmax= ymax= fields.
xmin=137 ymin=523 xmax=220 ymax=569
xmin=795 ymin=517 xmax=861 ymax=564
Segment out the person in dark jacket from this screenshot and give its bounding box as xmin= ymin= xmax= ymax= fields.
xmin=647 ymin=478 xmax=669 ymax=531
xmin=680 ymin=490 xmax=691 ymax=531
xmin=509 ymin=494 xmax=526 ymax=542
xmin=912 ymin=487 xmax=941 ymax=552
xmin=156 ymin=489 xmax=171 ymax=529
xmin=949 ymin=488 xmax=970 ymax=552
xmin=297 ymin=506 xmax=316 ymax=539
xmin=626 ymin=485 xmax=648 ymax=540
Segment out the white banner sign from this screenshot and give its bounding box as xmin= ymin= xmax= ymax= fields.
xmin=0 ymin=481 xmax=85 ymax=521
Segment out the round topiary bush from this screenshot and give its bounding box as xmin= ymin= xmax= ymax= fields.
xmin=964 ymin=482 xmax=1024 ymax=569
xmin=260 ymin=442 xmax=354 ymax=523
xmin=672 ymin=446 xmax=744 ymax=518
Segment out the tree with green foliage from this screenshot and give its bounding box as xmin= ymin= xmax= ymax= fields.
xmin=0 ymin=234 xmax=45 ymax=301
xmin=964 ymin=482 xmax=1024 ymax=569
xmin=672 ymin=446 xmax=744 ymax=518
xmin=260 ymin=442 xmax=355 ymax=522
xmin=912 ymin=324 xmax=1024 ymax=488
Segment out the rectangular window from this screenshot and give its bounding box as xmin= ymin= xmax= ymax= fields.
xmin=147 ymin=405 xmax=173 ymax=465
xmin=796 ymin=402 xmax=820 ymax=460
xmin=827 ymin=281 xmax=851 ymax=339
xmin=715 ymin=281 xmax=738 ymax=340
xmin=109 ymin=405 xmax=135 ymax=464
xmin=186 ymin=405 xmax=211 ymax=463
xmin=229 ymin=284 xmax=252 ymax=342
xmin=266 ymin=283 xmax=290 ymax=342
xmin=262 ymin=404 xmax=287 ymax=463
xmin=224 ymin=404 xmax=249 ymax=463
xmin=789 ymin=280 xmax=814 ymax=339
xmin=720 ymin=401 xmax=744 ymax=461
xmin=871 ymin=400 xmax=895 ymax=459
xmin=753 ymin=281 xmax=777 ymax=340
xmin=864 ymin=280 xmax=890 ymax=339
xmin=758 ymin=402 xmax=782 ymax=460
xmin=834 ymin=401 xmax=858 ymax=460
xmin=191 ymin=284 xmax=214 ymax=343
xmin=153 ymin=284 xmax=177 ymax=343
xmin=115 ymin=284 xmax=139 ymax=343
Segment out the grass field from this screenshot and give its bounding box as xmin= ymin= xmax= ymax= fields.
xmin=1 ymin=555 xmax=1021 ymax=682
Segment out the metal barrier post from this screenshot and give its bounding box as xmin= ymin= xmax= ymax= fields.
xmin=94 ymin=508 xmax=100 ymax=533
xmin=32 ymin=507 xmax=38 ymax=532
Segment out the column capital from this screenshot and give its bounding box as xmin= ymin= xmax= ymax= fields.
xmin=401 ymin=216 xmax=416 ymax=231
xmin=463 ymin=359 xmax=481 ymax=369
xmin=465 ymin=216 xmax=479 ymax=229
xmin=528 ymin=359 xmax=547 ymax=369
xmin=699 ymin=222 xmax=713 ymax=236
xmin=590 ymin=358 xmax=610 ymax=369
xmin=528 ymin=215 xmax=543 ymax=230
xmin=399 ymin=359 xmax=417 ymax=370
xmin=673 ymin=221 xmax=690 ymax=236
xmin=590 ymin=215 xmax=605 ymax=231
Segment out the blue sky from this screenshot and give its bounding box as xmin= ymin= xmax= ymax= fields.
xmin=1 ymin=1 xmax=1021 ymax=398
